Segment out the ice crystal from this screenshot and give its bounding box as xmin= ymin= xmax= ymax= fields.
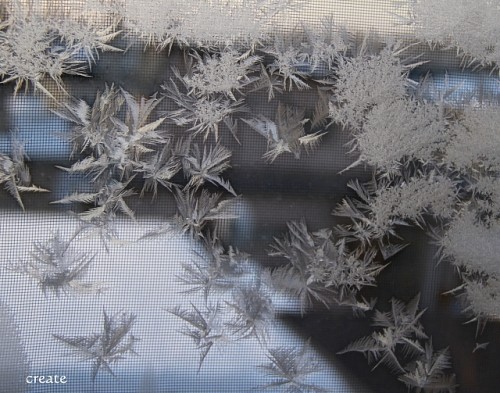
xmin=11 ymin=231 xmax=106 ymax=296
xmin=53 ymin=178 xmax=136 ymax=222
xmin=437 ymin=210 xmax=500 ymax=277
xmin=168 ymin=303 xmax=226 ymax=371
xmin=243 ymin=102 xmax=324 ymax=162
xmin=339 ymin=295 xmax=428 ymax=374
xmin=444 ymin=106 xmax=500 ymax=173
xmin=369 ymin=174 xmax=458 ymax=231
xmin=163 ymin=67 xmax=247 ymax=141
xmin=411 ymin=0 xmax=500 ymax=71
xmin=265 ymin=40 xmax=311 ymax=91
xmin=226 ymin=287 xmax=274 ymax=343
xmin=267 ymin=221 xmax=383 ymax=314
xmin=54 ymin=310 xmax=138 ymax=380
xmin=53 ymin=18 xmax=122 ymax=68
xmin=302 ymin=15 xmax=351 ymax=73
xmin=333 ymin=179 xmax=408 ymax=258
xmin=184 ymin=49 xmax=260 ymax=100
xmin=0 ymin=15 xmax=86 ymax=97
xmin=181 ymin=143 xmax=236 ymax=195
xmin=398 ymin=341 xmax=457 ymax=393
xmin=348 ymin=98 xmax=447 ymax=174
xmin=179 ymin=255 xmax=234 ymax=300
xmin=329 ymin=44 xmax=415 ymax=130
xmin=257 ymin=340 xmax=326 ymax=393
xmin=137 ymin=138 xmax=182 ymax=197
xmin=0 ymin=133 xmax=49 ymax=210
xmin=123 ymin=0 xmax=296 ymax=51
xmin=173 ymin=187 xmax=238 ymax=238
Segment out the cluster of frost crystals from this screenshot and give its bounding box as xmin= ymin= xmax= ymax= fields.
xmin=0 ymin=15 xmax=85 ymax=96
xmin=370 ymin=175 xmax=457 ymax=231
xmin=354 ymin=98 xmax=447 ymax=173
xmin=184 ymin=50 xmax=261 ymax=99
xmin=439 ymin=211 xmax=500 ymax=277
xmin=123 ymin=0 xmax=296 ymax=50
xmin=437 ymin=209 xmax=500 ymax=326
xmin=463 ymin=277 xmax=500 ymax=322
xmin=267 ymin=221 xmax=383 ymax=314
xmin=444 ymin=107 xmax=500 ymax=173
xmin=411 ymin=0 xmax=500 ymax=70
xmin=329 ymin=46 xmax=410 ymax=130
xmin=0 ymin=3 xmax=122 ymax=98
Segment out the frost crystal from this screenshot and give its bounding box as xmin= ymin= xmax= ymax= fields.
xmin=226 ymin=287 xmax=274 ymax=343
xmin=0 ymin=134 xmax=49 ymax=209
xmin=444 ymin=107 xmax=500 ymax=173
xmin=123 ymin=0 xmax=297 ymax=50
xmin=163 ymin=68 xmax=247 ymax=141
xmin=54 ymin=310 xmax=138 ymax=380
xmin=184 ymin=50 xmax=260 ymax=100
xmin=411 ymin=0 xmax=500 ymax=71
xmin=329 ymin=45 xmax=412 ymax=130
xmin=243 ymin=102 xmax=324 ymax=162
xmin=168 ymin=303 xmax=226 ymax=371
xmin=350 ymin=98 xmax=447 ymax=174
xmin=257 ymin=340 xmax=326 ymax=393
xmin=11 ymin=231 xmax=106 ymax=296
xmin=267 ymin=221 xmax=383 ymax=313
xmin=182 ymin=143 xmax=236 ymax=195
xmin=0 ymin=15 xmax=86 ymax=97
xmin=173 ymin=188 xmax=238 ymax=238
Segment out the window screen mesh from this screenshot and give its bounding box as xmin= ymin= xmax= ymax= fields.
xmin=0 ymin=1 xmax=499 ymax=393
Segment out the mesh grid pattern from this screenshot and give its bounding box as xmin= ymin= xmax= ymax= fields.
xmin=0 ymin=1 xmax=499 ymax=393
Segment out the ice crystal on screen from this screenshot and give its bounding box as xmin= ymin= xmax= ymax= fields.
xmin=243 ymin=102 xmax=324 ymax=162
xmin=173 ymin=188 xmax=238 ymax=238
xmin=340 ymin=295 xmax=456 ymax=392
xmin=54 ymin=310 xmax=138 ymax=380
xmin=410 ymin=0 xmax=500 ymax=71
xmin=0 ymin=4 xmax=121 ymax=97
xmin=168 ymin=303 xmax=226 ymax=371
xmin=329 ymin=44 xmax=413 ymax=130
xmin=11 ymin=231 xmax=106 ymax=296
xmin=181 ymin=143 xmax=236 ymax=196
xmin=0 ymin=15 xmax=86 ymax=97
xmin=302 ymin=15 xmax=351 ymax=73
xmin=348 ymin=98 xmax=447 ymax=174
xmin=369 ymin=174 xmax=458 ymax=230
xmin=264 ymin=40 xmax=311 ymax=91
xmin=339 ymin=295 xmax=428 ymax=374
xmin=444 ymin=106 xmax=500 ymax=173
xmin=53 ymin=178 xmax=137 ymax=222
xmin=435 ymin=210 xmax=500 ymax=329
xmin=184 ymin=49 xmax=261 ymax=100
xmin=257 ymin=340 xmax=327 ymax=393
xmin=163 ymin=67 xmax=248 ymax=141
xmin=54 ymin=86 xmax=175 ymax=222
xmin=267 ymin=220 xmax=383 ymax=314
xmin=225 ymin=286 xmax=274 ymax=344
xmin=437 ymin=210 xmax=500 ymax=278
xmin=0 ymin=133 xmax=49 ymax=210
xmin=460 ymin=277 xmax=500 ymax=329
xmin=138 ymin=137 xmax=183 ymax=197
xmin=123 ymin=0 xmax=297 ymax=50
xmin=56 ymin=86 xmax=166 ymax=183
xmin=333 ymin=179 xmax=408 ymax=257
xmin=54 ymin=18 xmax=122 ymax=67
xmin=398 ymin=341 xmax=457 ymax=393
xmin=179 ymin=252 xmax=235 ymax=300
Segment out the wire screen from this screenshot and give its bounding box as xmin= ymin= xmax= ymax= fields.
xmin=0 ymin=1 xmax=499 ymax=393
